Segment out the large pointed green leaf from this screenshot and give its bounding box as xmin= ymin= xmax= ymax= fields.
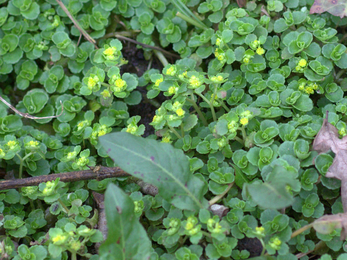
xmin=99 ymin=183 xmax=152 ymax=260
xmin=244 ymin=166 xmax=297 ymax=209
xmin=99 ymin=132 xmax=208 ymax=211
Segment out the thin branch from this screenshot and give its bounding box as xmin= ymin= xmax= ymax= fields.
xmin=55 ymin=0 xmax=98 ymax=49
xmin=103 ymin=33 xmax=180 ymax=58
xmin=0 ymin=166 xmax=130 ymax=190
xmin=0 ymin=96 xmax=64 ymax=120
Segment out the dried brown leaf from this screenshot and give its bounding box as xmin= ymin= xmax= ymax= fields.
xmin=313 ymin=111 xmax=347 ymax=154
xmin=313 ymin=213 xmax=347 ymax=240
xmin=313 ymin=111 xmax=347 ymax=215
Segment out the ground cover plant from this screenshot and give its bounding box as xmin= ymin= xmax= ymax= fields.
xmin=3 ymin=0 xmax=347 ymax=259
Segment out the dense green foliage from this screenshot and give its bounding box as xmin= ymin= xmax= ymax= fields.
xmin=2 ymin=0 xmax=347 ymax=259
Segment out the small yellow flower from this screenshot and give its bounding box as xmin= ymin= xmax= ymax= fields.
xmin=87 ymin=76 xmax=99 ymax=88
xmin=52 ymin=234 xmax=67 ymax=244
xmin=69 ymin=240 xmax=81 ymax=251
xmin=0 ymin=148 xmax=5 ymax=157
xmin=77 ymin=121 xmax=87 ymax=130
xmin=185 ymin=222 xmax=194 ymax=230
xmin=189 ymin=76 xmax=202 ymax=88
xmin=98 ymin=125 xmax=108 ymax=136
xmin=115 ymin=78 xmax=126 ymax=88
xmin=339 ymin=128 xmax=346 ymax=136
xmin=240 ymin=117 xmax=249 ymax=125
xmin=101 ymin=89 xmax=111 ymax=99
xmin=126 ymin=125 xmax=137 ymax=134
xmin=216 ymin=38 xmax=222 ymax=46
xmin=304 ymin=87 xmax=314 ymax=94
xmin=228 ymin=120 xmax=238 ymax=132
xmin=168 ymin=86 xmax=177 ymax=95
xmin=27 ymin=140 xmax=39 ymax=147
xmin=165 ymin=66 xmax=176 ymax=76
xmin=256 ymin=226 xmax=265 ymax=233
xmin=256 ymin=47 xmax=265 ymax=55
xmin=103 ymin=46 xmax=117 ymax=56
xmin=67 ymin=151 xmax=77 ymax=160
xmin=298 ymin=59 xmax=307 ymax=67
xmin=176 ymin=108 xmax=185 ymax=117
xmin=154 ymin=78 xmax=163 ymax=87
xmin=312 ymin=83 xmax=318 ymax=90
xmin=295 ymin=65 xmax=302 ymax=71
xmin=162 ymin=136 xmax=171 ymax=143
xmin=6 ymin=140 xmax=17 ymax=149
xmin=243 ymin=57 xmax=250 ymax=64
xmin=298 ymin=83 xmax=305 ymax=91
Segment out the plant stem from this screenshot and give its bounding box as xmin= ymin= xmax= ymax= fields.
xmin=336 ymin=69 xmax=346 ymax=80
xmin=209 ymin=183 xmax=233 ymax=205
xmin=71 ymin=252 xmax=77 ymax=260
xmin=17 ymin=152 xmax=33 ymax=179
xmin=220 ymin=100 xmax=230 ymax=112
xmin=180 ymin=124 xmax=185 ymax=137
xmin=186 ymin=96 xmax=208 ymax=126
xmin=58 ymin=198 xmax=70 ymax=214
xmin=291 ymin=223 xmax=313 ymax=238
xmin=196 ymin=92 xmax=217 ymax=121
xmin=234 ymin=136 xmax=244 ymax=145
xmin=153 ymin=50 xmax=169 ymax=67
xmin=169 ymin=126 xmax=182 ymax=139
xmin=176 ymin=12 xmax=207 ymax=30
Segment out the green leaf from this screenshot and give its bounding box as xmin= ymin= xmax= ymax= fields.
xmin=99 ymin=183 xmax=152 ymax=259
xmin=99 ymin=132 xmax=208 ymax=211
xmin=244 ymin=166 xmax=295 ymax=209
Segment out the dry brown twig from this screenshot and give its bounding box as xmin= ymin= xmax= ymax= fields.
xmin=0 ymin=95 xmax=64 ymax=120
xmin=0 ymin=166 xmax=130 ymax=190
xmin=55 ymin=0 xmax=98 ymax=49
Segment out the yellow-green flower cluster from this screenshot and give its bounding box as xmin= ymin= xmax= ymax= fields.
xmin=214 ymin=48 xmax=225 ymax=61
xmin=243 ymin=54 xmax=252 ymax=64
xmin=0 ymin=148 xmax=5 ymax=158
xmin=210 ymin=74 xmax=225 ymax=83
xmin=215 ymin=37 xmax=222 ymax=46
xmin=164 ymin=65 xmax=177 ymax=76
xmin=5 ymin=140 xmax=20 ymax=150
xmin=167 ymin=218 xmax=180 ymax=235
xmin=268 ymin=237 xmax=282 ymax=250
xmin=112 ymin=78 xmax=127 ymax=93
xmin=207 ymin=218 xmax=223 ymax=234
xmin=254 ymin=226 xmax=265 ymax=238
xmin=339 ymin=127 xmax=347 ymax=136
xmin=228 ymin=120 xmax=239 ymax=133
xmin=167 ymin=85 xmax=178 ymax=96
xmin=171 ymin=101 xmax=185 ymax=117
xmin=103 ymin=46 xmax=118 ymax=61
xmin=21 ymin=186 xmax=38 ymax=197
xmin=184 ymin=216 xmax=201 ymax=236
xmin=101 ymin=89 xmax=111 ymax=99
xmin=239 ymin=110 xmax=252 ymax=126
xmin=52 ymin=233 xmax=68 ymax=246
xmin=126 ymin=124 xmax=138 ymax=134
xmin=161 ymin=134 xmax=171 ymax=143
xmin=295 ymin=58 xmax=308 ymax=72
xmin=134 ymin=200 xmax=144 ymax=214
xmin=24 ymin=140 xmax=39 ymax=150
xmin=250 ymin=40 xmax=265 ymax=55
xmin=87 ymin=75 xmax=99 ymax=90
xmin=66 ymin=151 xmax=78 ymax=161
xmin=298 ymin=81 xmax=318 ymax=95
xmin=76 ymin=156 xmax=89 ymax=167
xmin=154 ymin=77 xmax=163 ymax=87
xmin=42 ymin=181 xmax=55 ymax=196
xmin=189 ymin=75 xmax=203 ymax=89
